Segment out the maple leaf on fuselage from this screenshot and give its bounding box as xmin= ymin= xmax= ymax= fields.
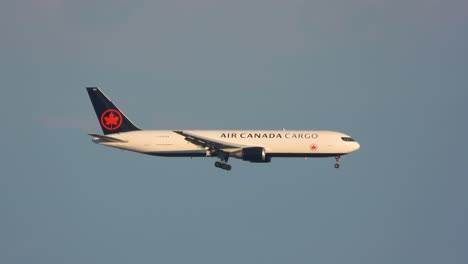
xmin=104 ymin=113 xmax=119 ymax=126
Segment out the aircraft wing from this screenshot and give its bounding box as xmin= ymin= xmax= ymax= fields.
xmin=173 ymin=130 xmax=245 ymax=153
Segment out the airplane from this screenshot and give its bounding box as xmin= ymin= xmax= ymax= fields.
xmin=86 ymin=87 xmax=360 ymax=170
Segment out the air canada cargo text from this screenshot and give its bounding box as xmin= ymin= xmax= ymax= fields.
xmin=220 ymin=133 xmax=318 ymax=139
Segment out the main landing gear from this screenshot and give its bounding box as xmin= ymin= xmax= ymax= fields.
xmin=334 ymin=156 xmax=341 ymax=169
xmin=214 ymin=156 xmax=232 ymax=171
xmin=215 ymin=161 xmax=232 ymax=171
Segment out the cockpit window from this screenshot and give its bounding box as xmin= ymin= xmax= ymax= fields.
xmin=341 ymin=137 xmax=355 ymax=142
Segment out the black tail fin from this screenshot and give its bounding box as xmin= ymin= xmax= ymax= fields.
xmin=86 ymin=87 xmax=140 ymax=135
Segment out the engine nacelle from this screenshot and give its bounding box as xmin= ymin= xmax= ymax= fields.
xmin=231 ymin=147 xmax=271 ymax=162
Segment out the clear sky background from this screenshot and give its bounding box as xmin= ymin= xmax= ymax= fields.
xmin=1 ymin=0 xmax=467 ymax=263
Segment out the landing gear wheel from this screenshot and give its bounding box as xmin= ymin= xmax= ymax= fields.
xmin=214 ymin=161 xmax=232 ymax=171
xmin=334 ymin=156 xmax=341 ymax=169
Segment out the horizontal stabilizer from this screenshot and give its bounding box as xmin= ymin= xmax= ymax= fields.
xmin=88 ymin=133 xmax=127 ymax=143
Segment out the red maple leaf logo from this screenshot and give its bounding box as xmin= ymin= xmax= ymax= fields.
xmin=310 ymin=144 xmax=318 ymax=151
xmin=100 ymin=109 xmax=123 ymax=130
xmin=104 ymin=112 xmax=119 ymax=126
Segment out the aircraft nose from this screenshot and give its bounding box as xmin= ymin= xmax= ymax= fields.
xmin=354 ymin=141 xmax=361 ymax=151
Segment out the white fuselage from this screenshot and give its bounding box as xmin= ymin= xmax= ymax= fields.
xmin=92 ymin=130 xmax=360 ymax=158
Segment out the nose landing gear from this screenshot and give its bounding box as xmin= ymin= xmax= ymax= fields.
xmin=334 ymin=156 xmax=341 ymax=169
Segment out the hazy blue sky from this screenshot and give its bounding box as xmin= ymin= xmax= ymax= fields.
xmin=2 ymin=0 xmax=467 ymax=263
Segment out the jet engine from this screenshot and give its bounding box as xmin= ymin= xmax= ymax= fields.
xmin=231 ymin=147 xmax=271 ymax=162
